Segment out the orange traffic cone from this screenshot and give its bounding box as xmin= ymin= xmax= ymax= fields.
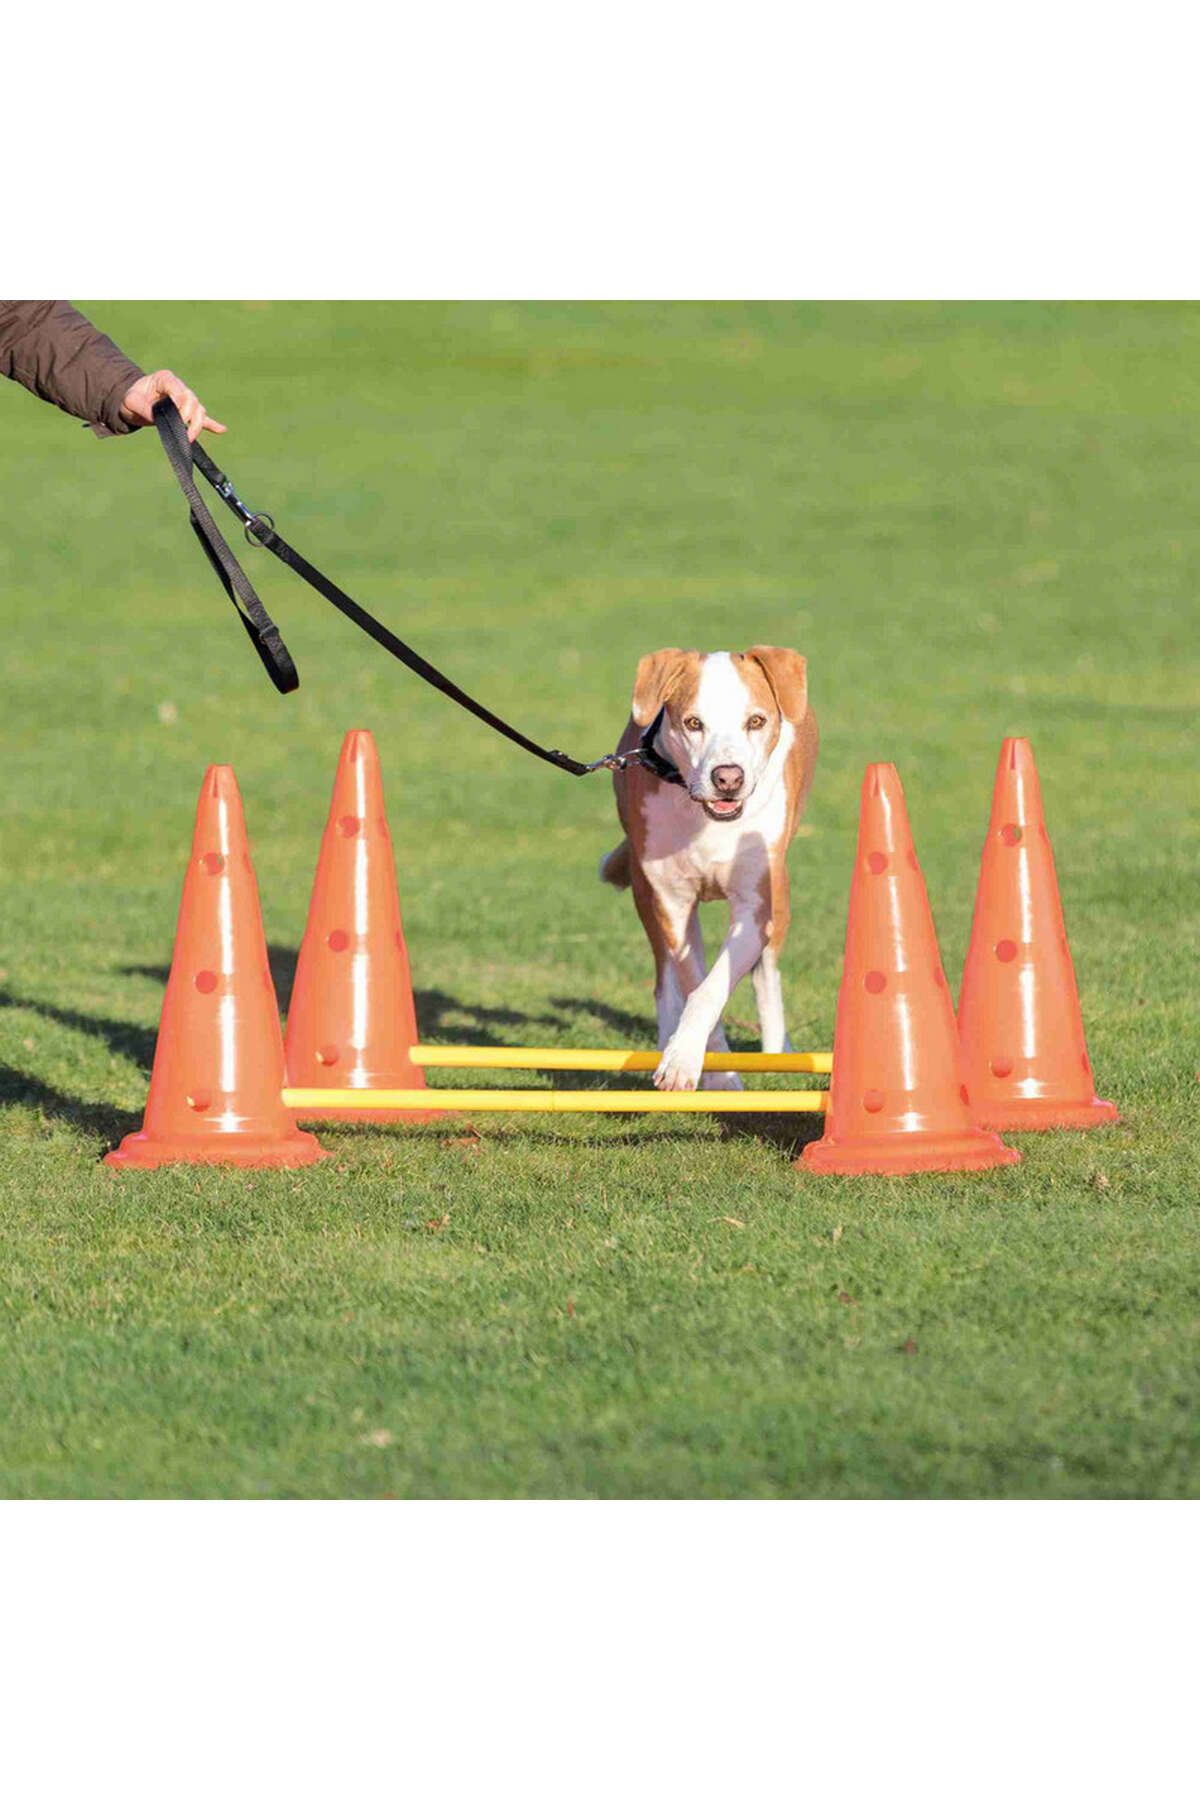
xmin=957 ymin=739 xmax=1118 ymax=1131
xmin=284 ymin=730 xmax=439 ymax=1123
xmin=802 ymin=764 xmax=1020 ymax=1176
xmin=107 ymin=767 xmax=327 ymax=1169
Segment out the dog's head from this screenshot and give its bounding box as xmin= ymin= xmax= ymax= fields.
xmin=630 ymin=646 xmax=808 ymax=821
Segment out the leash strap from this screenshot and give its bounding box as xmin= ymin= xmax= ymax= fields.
xmin=153 ymin=398 xmax=298 ymax=694
xmin=153 ymin=398 xmax=682 ymax=784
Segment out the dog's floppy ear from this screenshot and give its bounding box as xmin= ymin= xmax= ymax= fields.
xmin=631 ymin=649 xmax=695 ymax=727
xmin=745 ymin=646 xmax=808 ymax=723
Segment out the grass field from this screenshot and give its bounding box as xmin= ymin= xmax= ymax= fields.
xmin=1 ymin=301 xmax=1196 ymax=1498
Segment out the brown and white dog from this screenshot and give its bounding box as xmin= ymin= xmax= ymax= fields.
xmin=601 ymin=647 xmax=817 ymax=1092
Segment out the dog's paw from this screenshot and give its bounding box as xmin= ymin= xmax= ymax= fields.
xmin=653 ymin=1036 xmax=707 ymax=1091
xmin=699 ymin=1068 xmax=744 ymax=1093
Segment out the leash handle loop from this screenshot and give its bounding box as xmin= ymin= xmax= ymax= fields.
xmin=153 ymin=398 xmax=298 ymax=694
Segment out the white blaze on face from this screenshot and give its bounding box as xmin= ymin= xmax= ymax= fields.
xmin=666 ymin=653 xmax=773 ymax=800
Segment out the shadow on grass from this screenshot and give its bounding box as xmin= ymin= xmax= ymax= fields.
xmin=484 ymin=1119 xmax=823 ymax=1155
xmin=413 ymin=985 xmax=563 ymax=1047
xmin=548 ymin=993 xmax=776 ymax=1056
xmin=1 ymin=964 xmax=823 ymax=1166
xmin=309 ymin=1118 xmax=707 ymax=1148
xmin=308 ymin=1091 xmax=825 ymax=1161
xmin=120 ymin=949 xmax=564 ymax=1049
xmin=0 ymin=987 xmax=157 ymax=1073
xmin=0 ymin=1062 xmax=139 ymax=1148
xmin=549 ymin=993 xmax=653 ymax=1041
xmin=716 ymin=1111 xmax=826 ymax=1157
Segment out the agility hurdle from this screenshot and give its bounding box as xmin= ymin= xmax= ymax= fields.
xmin=283 ymin=1044 xmax=832 ymax=1114
xmin=408 ymin=1046 xmax=833 ymax=1074
xmin=283 ymin=1086 xmax=828 ymax=1114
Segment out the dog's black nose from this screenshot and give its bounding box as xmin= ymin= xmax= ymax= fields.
xmin=712 ymin=764 xmax=744 ymax=795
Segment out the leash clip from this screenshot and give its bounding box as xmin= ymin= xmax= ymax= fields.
xmin=199 ymin=453 xmax=270 ymax=545
xmin=578 ymin=750 xmax=632 ymax=775
xmin=210 ymin=472 xmax=255 ymax=524
xmin=572 ymin=710 xmax=684 ymax=785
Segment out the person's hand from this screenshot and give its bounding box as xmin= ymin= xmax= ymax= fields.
xmin=120 ymin=369 xmax=226 ymax=441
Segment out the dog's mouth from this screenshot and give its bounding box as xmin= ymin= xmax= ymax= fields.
xmin=700 ymin=796 xmax=744 ymax=821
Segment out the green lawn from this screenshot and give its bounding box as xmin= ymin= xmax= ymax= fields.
xmin=0 ymin=301 xmax=1196 ymax=1498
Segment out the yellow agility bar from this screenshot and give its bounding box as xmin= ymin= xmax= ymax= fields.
xmin=407 ymin=1046 xmax=833 ymax=1075
xmin=283 ymin=1087 xmax=829 ymax=1114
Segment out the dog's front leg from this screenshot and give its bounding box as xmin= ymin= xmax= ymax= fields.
xmin=751 ymin=946 xmax=792 ymax=1054
xmin=655 ymin=948 xmax=696 ymax=1052
xmin=630 ymin=873 xmax=706 ymax=1058
xmin=655 ymin=905 xmax=765 ymax=1092
xmin=682 ymin=910 xmax=741 ymax=1091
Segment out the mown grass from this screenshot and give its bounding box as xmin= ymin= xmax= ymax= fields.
xmin=0 ymin=301 xmax=1196 ymax=1497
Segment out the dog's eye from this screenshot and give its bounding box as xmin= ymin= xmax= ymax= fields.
xmin=683 ymin=715 xmax=703 ymax=732
xmin=746 ymin=714 xmax=767 ymax=731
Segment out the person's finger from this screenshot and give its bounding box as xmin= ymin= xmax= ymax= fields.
xmin=126 ymin=371 xmax=224 ymax=436
xmin=156 ymin=372 xmax=192 ymax=407
xmin=152 ymin=373 xmax=197 ymax=437
xmin=171 ymin=388 xmax=203 ymax=441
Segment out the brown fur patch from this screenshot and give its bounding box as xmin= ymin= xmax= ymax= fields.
xmin=744 ymin=647 xmax=808 ymax=724
xmin=729 ymin=654 xmax=785 ymax=757
xmin=630 ymin=649 xmax=703 ymax=727
xmin=599 ymin=839 xmax=632 ymax=888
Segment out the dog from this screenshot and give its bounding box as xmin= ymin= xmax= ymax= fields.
xmin=600 ymin=647 xmax=817 ymax=1091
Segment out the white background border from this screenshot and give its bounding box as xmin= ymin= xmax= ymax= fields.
xmin=3 ymin=2 xmax=1194 ymax=1790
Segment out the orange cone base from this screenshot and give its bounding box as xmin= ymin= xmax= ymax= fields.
xmin=106 ymin=1127 xmax=327 ymax=1170
xmin=972 ymin=1094 xmax=1119 ymax=1133
xmin=801 ymin=1127 xmax=1020 ymax=1177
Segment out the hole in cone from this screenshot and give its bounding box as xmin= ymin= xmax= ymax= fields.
xmin=317 ymin=1044 xmax=340 ymax=1066
xmin=863 ymin=1088 xmax=885 ymax=1113
xmin=991 ymin=1056 xmax=1013 ymax=1078
xmin=338 ymin=815 xmax=361 ymax=837
xmin=187 ymin=1090 xmax=212 ymax=1111
xmin=201 ymin=852 xmax=224 ymax=875
xmin=1000 ymin=823 xmax=1022 ymax=845
xmin=996 ymin=939 xmax=1018 ymax=962
xmin=867 ymin=852 xmax=888 ymax=874
xmin=864 ymin=970 xmax=887 ymax=994
xmin=959 ymin=1084 xmax=970 ymax=1106
xmin=327 ymin=929 xmax=350 ymax=952
xmin=194 ymin=970 xmax=218 ymax=994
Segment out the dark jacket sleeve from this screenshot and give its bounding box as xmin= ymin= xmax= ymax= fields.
xmin=0 ymin=300 xmax=145 ymax=436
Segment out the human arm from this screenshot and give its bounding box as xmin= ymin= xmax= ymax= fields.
xmin=0 ymin=301 xmax=224 ymax=440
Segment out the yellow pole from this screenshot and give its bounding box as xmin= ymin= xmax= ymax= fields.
xmin=283 ymin=1087 xmax=828 ymax=1114
xmin=408 ymin=1046 xmax=833 ymax=1074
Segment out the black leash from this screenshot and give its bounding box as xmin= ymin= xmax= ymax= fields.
xmin=152 ymin=398 xmax=682 ymax=785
